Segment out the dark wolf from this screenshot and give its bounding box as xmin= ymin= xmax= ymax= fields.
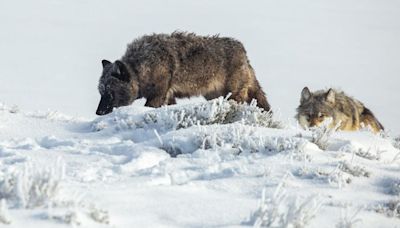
xmin=96 ymin=32 xmax=271 ymax=115
xmin=296 ymin=87 xmax=384 ymax=133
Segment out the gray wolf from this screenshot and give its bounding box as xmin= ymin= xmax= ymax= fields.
xmin=96 ymin=32 xmax=271 ymax=115
xmin=296 ymin=87 xmax=384 ymax=133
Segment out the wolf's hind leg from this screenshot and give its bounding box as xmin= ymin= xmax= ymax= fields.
xmin=360 ymin=113 xmax=384 ymax=133
xmin=247 ymin=86 xmax=271 ymax=112
xmin=230 ymin=88 xmax=249 ymax=104
xmin=227 ymin=62 xmax=272 ymax=113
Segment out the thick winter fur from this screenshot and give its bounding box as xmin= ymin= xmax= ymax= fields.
xmin=296 ymin=87 xmax=384 ymax=133
xmin=96 ymin=32 xmax=271 ymax=115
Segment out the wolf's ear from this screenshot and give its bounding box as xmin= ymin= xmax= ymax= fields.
xmin=326 ymin=89 xmax=335 ymax=104
xmin=102 ymin=59 xmax=111 ymax=68
xmin=113 ymin=60 xmax=131 ymax=82
xmin=301 ymin=87 xmax=312 ymax=103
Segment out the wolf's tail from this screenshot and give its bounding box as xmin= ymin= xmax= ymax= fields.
xmin=361 ymin=107 xmax=384 ymax=132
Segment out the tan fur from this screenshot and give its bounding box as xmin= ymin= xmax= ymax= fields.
xmin=360 ymin=113 xmax=383 ymax=133
xmin=296 ymin=87 xmax=384 ymax=133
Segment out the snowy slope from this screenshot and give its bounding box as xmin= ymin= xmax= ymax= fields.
xmin=0 ymin=100 xmax=399 ymax=227
xmin=0 ymin=0 xmax=399 ymax=133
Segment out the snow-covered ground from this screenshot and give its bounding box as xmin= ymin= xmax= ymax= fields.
xmin=0 ymin=100 xmax=399 ymax=227
xmin=1 ymin=0 xmax=400 ymax=227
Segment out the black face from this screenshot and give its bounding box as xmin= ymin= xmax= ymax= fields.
xmin=96 ymin=93 xmax=113 ymax=115
xmin=96 ymin=85 xmax=133 ymax=115
xmin=96 ymin=59 xmax=134 ymax=116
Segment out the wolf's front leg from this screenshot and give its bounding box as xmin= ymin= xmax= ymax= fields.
xmin=145 ymin=95 xmax=174 ymax=108
xmin=167 ymin=97 xmax=176 ymax=105
xmin=145 ymin=96 xmax=164 ymax=108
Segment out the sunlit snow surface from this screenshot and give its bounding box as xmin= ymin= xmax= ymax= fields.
xmin=0 ymin=100 xmax=399 ymax=227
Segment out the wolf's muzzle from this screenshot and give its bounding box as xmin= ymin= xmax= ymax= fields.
xmin=96 ymin=95 xmax=113 ymax=115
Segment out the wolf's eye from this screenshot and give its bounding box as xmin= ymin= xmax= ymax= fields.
xmin=106 ymin=92 xmax=114 ymax=100
xmin=318 ymin=113 xmax=325 ymax=118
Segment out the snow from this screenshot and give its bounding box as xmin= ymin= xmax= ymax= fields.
xmin=1 ymin=0 xmax=400 ymax=227
xmin=1 ymin=100 xmax=399 ymax=227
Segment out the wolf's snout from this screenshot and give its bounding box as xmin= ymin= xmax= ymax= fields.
xmin=96 ymin=105 xmax=112 ymax=115
xmin=96 ymin=96 xmax=113 ymax=115
xmin=96 ymin=108 xmax=110 ymax=116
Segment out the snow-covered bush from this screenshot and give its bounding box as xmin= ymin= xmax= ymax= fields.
xmin=192 ymin=124 xmax=307 ymax=156
xmin=249 ymin=177 xmax=322 ymax=228
xmin=155 ymin=122 xmax=307 ymax=157
xmin=295 ymin=167 xmax=331 ymax=183
xmin=386 ymin=200 xmax=400 ymax=218
xmin=338 ymin=162 xmax=370 ymax=178
xmin=310 ymin=119 xmax=339 ymax=150
xmin=328 ymin=164 xmax=352 ymax=188
xmin=49 ymin=205 xmax=110 ymax=226
xmin=295 ymin=165 xmax=352 ymax=188
xmin=336 ymin=207 xmax=363 ymax=228
xmin=353 ymin=148 xmax=383 ymax=161
xmin=92 ymin=96 xmax=283 ymax=132
xmin=142 ymin=97 xmax=281 ymax=131
xmin=389 ymin=180 xmax=400 ymax=196
xmin=89 ymin=206 xmax=110 ymax=224
xmin=392 ymin=136 xmax=400 ymax=150
xmin=0 ymin=103 xmax=19 ymax=114
xmin=374 ymin=200 xmax=400 ymax=219
xmin=339 ymin=144 xmax=386 ymax=161
xmin=0 ymin=162 xmax=64 ymax=209
xmin=44 ymin=191 xmax=111 ymax=226
xmin=51 ymin=209 xmax=84 ymax=226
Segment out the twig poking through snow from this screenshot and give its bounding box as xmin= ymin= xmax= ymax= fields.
xmin=392 ymin=136 xmax=400 ymax=150
xmin=310 ymin=119 xmax=339 ymax=150
xmin=89 ymin=206 xmax=110 ymax=225
xmin=336 ymin=206 xmax=363 ymax=228
xmin=154 ymin=129 xmax=163 ymax=146
xmin=392 ymin=152 xmax=400 ymax=163
xmin=0 ymin=161 xmax=64 ymax=209
xmin=0 ymin=199 xmax=11 ymax=225
xmin=339 ymin=162 xmax=370 ymax=178
xmin=250 ymin=174 xmax=323 ymax=227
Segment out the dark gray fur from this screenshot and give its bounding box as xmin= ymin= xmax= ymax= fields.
xmin=96 ymin=32 xmax=271 ymax=115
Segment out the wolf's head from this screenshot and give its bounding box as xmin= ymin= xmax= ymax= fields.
xmin=96 ymin=60 xmax=138 ymax=115
xmin=296 ymin=87 xmax=337 ymax=128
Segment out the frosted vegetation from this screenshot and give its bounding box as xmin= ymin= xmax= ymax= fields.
xmin=92 ymin=96 xmax=282 ymax=133
xmin=0 ymin=98 xmax=399 ymax=227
